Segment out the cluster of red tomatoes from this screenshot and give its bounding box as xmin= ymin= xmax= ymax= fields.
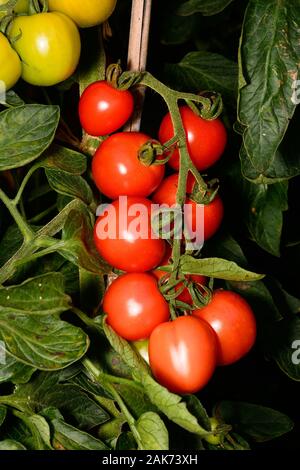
xmin=79 ymin=80 xmax=257 ymax=395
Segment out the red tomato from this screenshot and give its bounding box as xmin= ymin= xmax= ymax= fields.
xmin=92 ymin=132 xmax=165 ymax=199
xmin=94 ymin=196 xmax=166 ymax=272
xmin=79 ymin=81 xmax=134 ymax=136
xmin=152 ymin=244 xmax=206 ymax=305
xmin=149 ymin=316 xmax=217 ymax=393
xmin=193 ymin=290 xmax=257 ymax=366
xmin=159 ymin=106 xmax=227 ymax=171
xmin=152 ymin=173 xmax=224 ymax=240
xmin=104 ymin=273 xmax=170 ymax=341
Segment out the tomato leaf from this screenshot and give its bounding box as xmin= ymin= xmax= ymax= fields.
xmin=116 ymin=383 xmax=158 ymax=419
xmin=41 ymin=145 xmax=87 ymax=175
xmin=0 ymin=273 xmax=71 ymax=316
xmin=0 ymin=105 xmax=60 ymax=171
xmin=180 ymin=255 xmax=264 ymax=281
xmin=136 ymin=412 xmax=169 ymax=451
xmin=215 ymin=401 xmax=293 ymax=442
xmin=1 ymin=90 xmax=25 ymax=107
xmin=45 ymin=169 xmax=93 ymax=206
xmin=184 ymin=395 xmax=211 ymax=431
xmin=0 ymin=406 xmax=6 ymax=427
xmin=51 ymin=419 xmax=109 ymax=450
xmin=0 ymin=356 xmax=35 ymax=385
xmin=165 ymin=52 xmax=238 ymax=103
xmin=238 ymin=0 xmax=300 ymax=182
xmin=0 ymin=440 xmax=26 ymax=450
xmin=177 ymin=0 xmax=235 ymax=16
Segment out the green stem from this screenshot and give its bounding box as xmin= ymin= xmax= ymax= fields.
xmin=12 ymin=163 xmax=40 ymax=206
xmin=0 ymin=188 xmax=33 ymax=242
xmin=72 ymin=307 xmax=96 ymax=328
xmin=28 ymin=204 xmax=57 ymax=224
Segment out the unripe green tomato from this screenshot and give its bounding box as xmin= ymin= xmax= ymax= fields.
xmin=48 ymin=0 xmax=117 ymax=28
xmin=132 ymin=339 xmax=149 ymax=364
xmin=204 ymin=417 xmax=221 ymax=445
xmin=8 ymin=12 xmax=81 ymax=86
xmin=0 ymin=32 xmax=22 ymax=90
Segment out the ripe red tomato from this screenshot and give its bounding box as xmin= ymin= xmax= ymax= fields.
xmin=92 ymin=132 xmax=165 ymax=199
xmin=94 ymin=196 xmax=166 ymax=272
xmin=79 ymin=81 xmax=134 ymax=136
xmin=152 ymin=173 xmax=224 ymax=240
xmin=104 ymin=273 xmax=170 ymax=341
xmin=149 ymin=316 xmax=217 ymax=394
xmin=159 ymin=106 xmax=227 ymax=171
xmin=193 ymin=290 xmax=257 ymax=366
xmin=152 ymin=244 xmax=206 ymax=305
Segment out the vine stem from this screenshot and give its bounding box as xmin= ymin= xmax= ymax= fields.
xmin=0 ymin=188 xmax=34 ymax=242
xmin=83 ymin=358 xmax=144 ymax=449
xmin=12 ymin=163 xmax=40 ymax=206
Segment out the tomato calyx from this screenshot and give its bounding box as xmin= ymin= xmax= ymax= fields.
xmin=28 ymin=0 xmax=47 ymax=15
xmin=185 ymin=91 xmax=223 ymax=121
xmin=189 ymin=177 xmax=220 ymax=205
xmin=139 ymin=135 xmax=179 ymax=166
xmin=106 ymin=63 xmax=141 ymax=91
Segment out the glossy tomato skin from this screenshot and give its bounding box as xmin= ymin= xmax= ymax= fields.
xmin=79 ymin=81 xmax=134 ymax=136
xmin=149 ymin=316 xmax=217 ymax=394
xmin=159 ymin=106 xmax=227 ymax=171
xmin=152 ymin=244 xmax=206 ymax=305
xmin=0 ymin=32 xmax=22 ymax=90
xmin=94 ymin=196 xmax=166 ymax=272
xmin=193 ymin=290 xmax=257 ymax=366
xmin=8 ymin=12 xmax=81 ymax=86
xmin=104 ymin=273 xmax=169 ymax=341
xmin=48 ymin=0 xmax=117 ymax=28
xmin=92 ymin=132 xmax=165 ymax=198
xmin=152 ymin=173 xmax=224 ymax=240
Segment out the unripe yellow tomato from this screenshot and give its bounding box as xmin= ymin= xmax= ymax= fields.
xmin=8 ymin=12 xmax=81 ymax=86
xmin=0 ymin=32 xmax=22 ymax=90
xmin=48 ymin=0 xmax=117 ymax=28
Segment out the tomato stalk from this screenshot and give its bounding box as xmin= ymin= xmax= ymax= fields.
xmin=0 ymin=187 xmax=33 ymax=241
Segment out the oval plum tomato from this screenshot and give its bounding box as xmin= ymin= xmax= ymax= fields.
xmin=159 ymin=106 xmax=227 ymax=171
xmin=8 ymin=12 xmax=81 ymax=86
xmin=0 ymin=33 xmax=22 ymax=90
xmin=152 ymin=244 xmax=206 ymax=305
xmin=152 ymin=173 xmax=224 ymax=240
xmin=79 ymin=81 xmax=134 ymax=136
xmin=92 ymin=132 xmax=165 ymax=198
xmin=149 ymin=316 xmax=217 ymax=394
xmin=193 ymin=290 xmax=257 ymax=366
xmin=94 ymin=196 xmax=166 ymax=272
xmin=48 ymin=0 xmax=117 ymax=28
xmin=104 ymin=273 xmax=169 ymax=341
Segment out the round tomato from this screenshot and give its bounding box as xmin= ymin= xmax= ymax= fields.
xmin=132 ymin=339 xmax=149 ymax=364
xmin=104 ymin=273 xmax=169 ymax=341
xmin=152 ymin=244 xmax=206 ymax=305
xmin=8 ymin=12 xmax=81 ymax=86
xmin=48 ymin=0 xmax=117 ymax=28
xmin=152 ymin=173 xmax=224 ymax=240
xmin=94 ymin=196 xmax=166 ymax=272
xmin=79 ymin=81 xmax=134 ymax=136
xmin=92 ymin=133 xmax=165 ymax=199
xmin=0 ymin=33 xmax=22 ymax=90
xmin=149 ymin=315 xmax=217 ymax=394
xmin=159 ymin=106 xmax=227 ymax=171
xmin=193 ymin=290 xmax=257 ymax=366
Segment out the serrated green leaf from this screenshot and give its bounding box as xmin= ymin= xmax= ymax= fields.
xmin=1 ymin=90 xmax=25 ymax=107
xmin=41 ymin=145 xmax=87 ymax=175
xmin=0 ymin=355 xmax=35 ymax=384
xmin=238 ymin=0 xmax=300 ymax=182
xmin=0 ymin=439 xmax=26 ymax=450
xmin=0 ymin=315 xmax=89 ymax=370
xmin=185 ymin=395 xmax=211 ymax=431
xmin=0 ymin=273 xmax=71 ymax=316
xmin=116 ymin=383 xmax=158 ymax=419
xmin=137 ymin=412 xmax=169 ymax=450
xmin=177 ymin=0 xmax=235 ymax=16
xmin=180 ymin=255 xmax=264 ymax=281
xmin=165 ymin=52 xmax=237 ymax=103
xmin=0 ymin=105 xmax=60 ymax=170
xmin=51 ymin=419 xmax=109 ymax=450
xmin=45 ymin=168 xmax=93 ymax=205
xmin=215 ymin=401 xmax=293 ymax=442
xmin=15 ymin=413 xmax=53 ymax=450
